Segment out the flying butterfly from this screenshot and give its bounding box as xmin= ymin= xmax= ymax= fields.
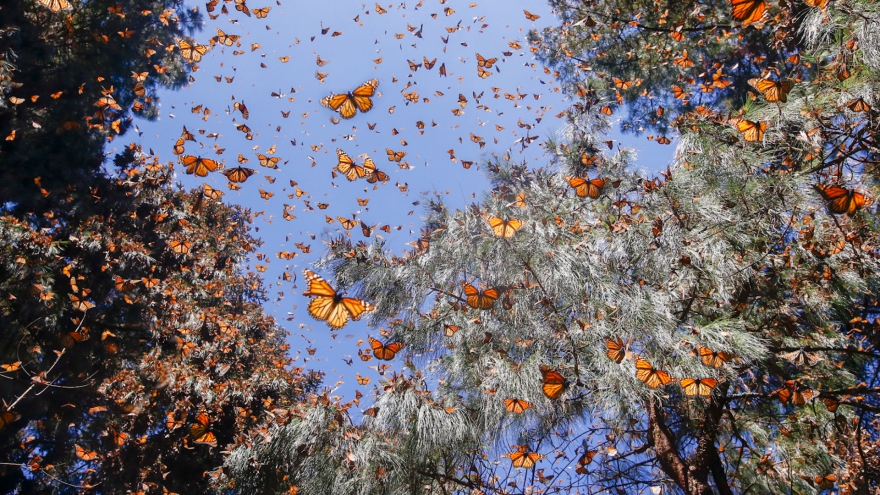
xmin=748 ymin=78 xmax=794 ymax=102
xmin=178 ymin=39 xmax=209 ymax=63
xmin=509 ymin=445 xmax=544 ymax=468
xmin=214 ymin=28 xmax=241 ymax=46
xmin=566 ymin=176 xmax=606 ymax=198
xmin=190 ymin=413 xmax=217 ymax=446
xmin=75 ymin=444 xmax=99 ymax=461
xmin=253 ymin=6 xmax=270 ymax=17
xmin=386 ymin=148 xmax=407 ymax=162
xmin=181 ymin=155 xmax=219 ymax=177
xmin=234 ymin=0 xmax=250 ymax=16
xmin=463 ymin=284 xmax=498 ymax=309
xmin=540 ymin=365 xmax=567 ymax=399
xmin=680 ymin=377 xmax=718 ymax=396
xmin=815 ymin=184 xmax=870 ymax=216
xmin=504 ymin=398 xmax=533 ymax=414
xmin=736 ymin=119 xmax=767 ymax=142
xmin=363 ymin=156 xmax=390 ymax=183
xmin=487 ymin=217 xmax=522 ymax=238
xmin=321 ymin=79 xmax=379 ymax=119
xmin=257 ymin=154 xmax=279 ymax=169
xmin=443 ymin=324 xmax=459 ymax=336
xmin=222 ymin=166 xmax=257 ymax=183
xmin=523 ymin=9 xmax=540 ymax=21
xmin=369 ymin=337 xmax=403 ymax=360
xmin=635 ymin=358 xmax=674 ymax=388
xmin=730 ymin=0 xmax=767 ymax=25
xmin=335 ymin=149 xmax=366 ymax=181
xmin=303 ymin=269 xmax=375 ymax=330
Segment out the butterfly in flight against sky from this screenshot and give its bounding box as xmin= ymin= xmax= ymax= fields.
xmin=303 ymin=269 xmax=375 ymax=329
xmin=321 ymin=79 xmax=379 ymax=119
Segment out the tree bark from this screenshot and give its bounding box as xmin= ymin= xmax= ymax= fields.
xmin=647 ymin=398 xmax=715 ymax=495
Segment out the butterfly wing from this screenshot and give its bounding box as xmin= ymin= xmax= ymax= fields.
xmin=540 ymin=365 xmax=566 ymax=399
xmin=504 ymin=398 xmax=532 ymax=414
xmin=587 ymin=178 xmax=606 ymax=198
xmin=336 ymin=149 xmax=365 ymax=180
xmin=606 ymin=337 xmax=625 ymax=363
xmin=566 ymin=176 xmax=589 ymax=197
xmin=351 ymin=80 xmax=378 ymax=113
xmin=730 ymin=0 xmax=766 ymax=25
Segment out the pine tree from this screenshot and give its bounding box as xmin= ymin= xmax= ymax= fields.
xmin=226 ymin=1 xmax=880 ymax=494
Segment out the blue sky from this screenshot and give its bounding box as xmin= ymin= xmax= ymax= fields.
xmin=124 ymin=0 xmax=675 ymax=404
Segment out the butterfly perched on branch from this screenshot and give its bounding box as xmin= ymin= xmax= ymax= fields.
xmin=540 ymin=365 xmax=567 ymax=399
xmin=321 ymin=79 xmax=379 ymax=119
xmin=303 ymin=269 xmax=375 ymax=329
xmin=463 ymin=284 xmax=498 ymax=309
xmin=635 ymin=358 xmax=673 ymax=388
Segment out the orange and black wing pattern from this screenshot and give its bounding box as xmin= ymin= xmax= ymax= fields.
xmin=303 ymin=269 xmax=375 ymax=329
xmin=540 ymin=365 xmax=568 ymax=399
xmin=463 ymin=284 xmax=498 ymax=309
xmin=369 ymin=337 xmax=403 ymax=360
xmin=321 ymin=79 xmax=379 ymax=119
xmin=815 ymin=184 xmax=870 ymax=216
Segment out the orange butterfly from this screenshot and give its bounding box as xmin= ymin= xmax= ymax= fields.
xmin=699 ymin=347 xmax=731 ymax=368
xmin=335 ymin=149 xmax=366 ymax=181
xmin=815 ymin=184 xmax=871 ymax=216
xmin=736 ymin=119 xmax=767 ymax=142
xmin=566 ymin=176 xmax=606 ymax=198
xmin=369 ymin=337 xmax=403 ymax=360
xmin=679 ymin=377 xmax=718 ymax=396
xmin=775 ymin=381 xmax=813 ymax=406
xmin=169 ymin=240 xmax=192 ymax=255
xmin=75 ymin=444 xmax=99 ymax=461
xmin=253 ymin=6 xmax=270 ymax=17
xmin=321 ymin=79 xmax=379 ymax=119
xmin=504 ymin=398 xmax=533 ymax=414
xmin=487 ymin=217 xmax=522 ymax=238
xmin=303 ymin=269 xmax=375 ymax=329
xmin=606 ymin=337 xmax=626 ymax=363
xmin=748 ymin=78 xmax=794 ymax=102
xmin=37 ymin=0 xmax=69 ymax=12
xmin=363 ymin=156 xmax=390 ymax=183
xmin=222 ymin=166 xmax=256 ymax=183
xmin=476 ymin=53 xmax=497 ymax=69
xmin=386 ymin=148 xmax=407 ymax=162
xmin=523 ymin=9 xmax=540 ymax=21
xmin=214 ymin=28 xmax=241 ymax=46
xmin=845 ymin=97 xmax=872 ymax=113
xmin=509 ymin=445 xmax=544 ymax=468
xmin=178 ymin=39 xmax=209 ymax=63
xmin=257 ymin=154 xmax=279 ymax=169
xmin=635 ymin=358 xmax=673 ymax=388
xmin=190 ymin=413 xmax=217 ymax=446
xmin=730 ymin=0 xmax=767 ymax=25
xmin=463 ymin=284 xmax=498 ymax=309
xmin=540 ymin=365 xmax=567 ymax=399
xmin=0 ymin=409 xmax=19 ymax=429
xmin=181 ymin=155 xmax=219 ymax=177
xmin=443 ymin=324 xmax=459 ymax=336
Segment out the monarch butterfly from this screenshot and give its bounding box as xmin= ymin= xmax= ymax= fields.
xmin=337 ymin=217 xmax=357 ymax=230
xmin=386 ymin=148 xmax=407 ymax=162
xmin=321 ymin=79 xmax=379 ymax=119
xmin=96 ymin=95 xmax=122 ymax=110
xmin=423 ymin=57 xmax=437 ymax=69
xmin=234 ymin=101 xmax=249 ymax=120
xmin=356 ymin=373 xmax=371 ymax=385
xmin=477 ymin=53 xmax=497 ymax=69
xmin=504 ymin=398 xmax=533 ymax=414
xmin=845 ymin=97 xmax=872 ymax=113
xmin=253 ymin=6 xmax=270 ymax=17
xmin=443 ymin=324 xmax=459 ymax=336
xmin=234 ymin=0 xmax=250 ymax=15
xmin=369 ymin=337 xmax=403 ymax=360
xmin=540 ymin=365 xmax=567 ymax=399
xmin=363 ymin=156 xmax=390 ymax=183
xmin=822 ymin=397 xmax=839 ymax=412
xmin=178 ymin=39 xmax=209 ymax=63
xmin=523 ymin=9 xmax=540 ymax=20
xmin=257 ymin=154 xmax=279 ymax=169
xmin=748 ymin=78 xmax=794 ymax=103
xmin=776 ymin=381 xmax=813 ymax=406
xmin=0 ymin=409 xmax=19 ymax=429
xmin=815 ymin=184 xmax=870 ymax=216
xmin=698 ymin=347 xmax=730 ymax=368
xmin=335 ymin=149 xmax=365 ymax=181
xmin=612 ymin=77 xmax=633 ymax=90
xmin=190 ymin=413 xmax=217 ymax=446
xmin=172 ymin=138 xmax=186 ymax=155
xmin=75 ymin=444 xmax=99 ymax=461
xmin=303 ymin=269 xmax=375 ymax=330
xmin=375 ymin=2 xmax=387 ymax=13
xmin=463 ymin=284 xmax=499 ymax=309
xmin=735 ymin=119 xmax=767 ymax=142
xmin=730 ymin=0 xmax=767 ymax=25
xmin=509 ymin=445 xmax=544 ymax=468
xmin=181 ymin=155 xmax=219 ymax=177
xmin=803 ymin=0 xmax=829 ymax=7
xmin=487 ymin=217 xmax=522 ymax=238
xmin=566 ymin=176 xmax=606 ymax=198
xmin=779 ymin=348 xmax=820 ymax=366
xmin=222 ymin=166 xmax=256 ymax=183
xmin=169 ymin=240 xmax=192 ymax=254
xmin=679 ymin=377 xmax=718 ymax=396
xmin=214 ymin=28 xmax=240 ymax=46
xmin=37 ymin=0 xmax=69 ymax=12
xmin=635 ymin=358 xmax=673 ymax=388
xmin=606 ymin=337 xmax=626 ymax=363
